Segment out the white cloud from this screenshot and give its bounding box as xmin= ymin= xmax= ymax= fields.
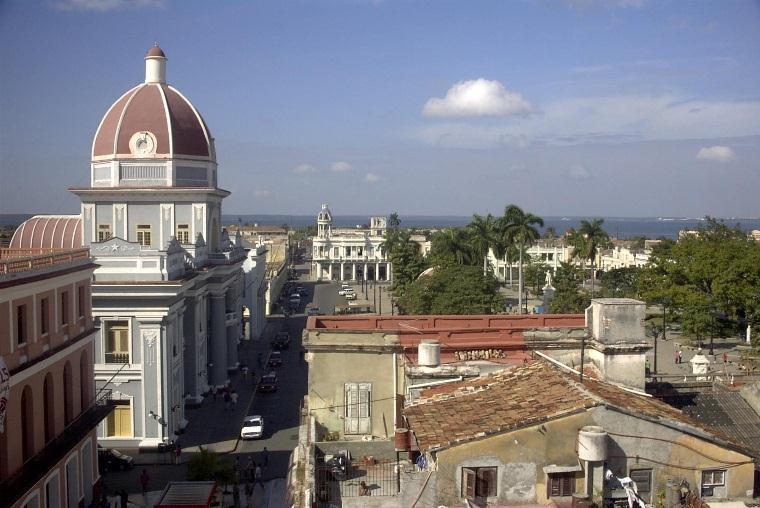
xmin=54 ymin=0 xmax=165 ymax=11
xmin=414 ymin=95 xmax=760 ymax=149
xmin=422 ymin=79 xmax=535 ymax=118
xmin=253 ymin=190 xmax=272 ymax=198
xmin=696 ymin=146 xmax=736 ymax=163
xmin=330 ymin=161 xmax=353 ymax=173
xmin=565 ymin=164 xmax=592 ymax=180
xmin=365 ymin=173 xmax=381 ymax=183
xmin=293 ymin=163 xmax=316 ymax=174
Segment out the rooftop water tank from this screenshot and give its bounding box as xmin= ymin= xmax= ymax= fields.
xmin=578 ymin=426 xmax=607 ymax=462
xmin=418 ymin=340 xmax=440 ymax=367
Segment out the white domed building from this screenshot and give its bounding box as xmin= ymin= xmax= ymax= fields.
xmin=11 ymin=46 xmax=248 ymax=450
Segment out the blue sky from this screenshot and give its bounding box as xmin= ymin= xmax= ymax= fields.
xmin=1 ymin=0 xmax=759 ymax=218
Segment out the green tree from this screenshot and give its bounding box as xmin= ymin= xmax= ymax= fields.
xmin=548 ymin=262 xmax=589 ymax=314
xmin=467 ymin=213 xmax=499 ymax=274
xmin=600 ymin=267 xmax=641 ymax=298
xmin=383 ymin=229 xmax=427 ymax=296
xmin=429 ymin=228 xmax=474 ymax=266
xmin=500 ymin=205 xmax=544 ymax=314
xmin=397 ymin=264 xmax=501 ymax=315
xmin=389 ymin=212 xmax=401 ymax=229
xmin=523 ymin=260 xmax=549 ymax=296
xmin=186 ymin=448 xmax=236 ymax=484
xmin=577 ymin=219 xmax=611 ymax=298
xmin=639 ymin=219 xmax=760 ymax=347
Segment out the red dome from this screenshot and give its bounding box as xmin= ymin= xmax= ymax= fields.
xmin=92 ymin=83 xmax=212 ymax=160
xmin=146 ymin=44 xmax=166 ymax=58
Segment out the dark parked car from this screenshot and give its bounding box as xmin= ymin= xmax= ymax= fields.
xmin=98 ymin=445 xmax=134 ymax=473
xmin=268 ymin=351 xmax=283 ymax=367
xmin=258 ymin=372 xmax=278 ymax=392
xmin=272 ymin=331 xmax=291 ymax=350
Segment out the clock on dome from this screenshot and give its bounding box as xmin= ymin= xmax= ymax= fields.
xmin=129 ymin=131 xmax=156 ymax=156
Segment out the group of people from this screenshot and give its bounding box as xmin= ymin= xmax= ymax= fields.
xmin=232 ymin=448 xmax=270 ymax=507
xmin=211 ymin=384 xmax=240 ymax=410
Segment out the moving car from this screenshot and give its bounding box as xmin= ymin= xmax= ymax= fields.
xmin=344 ymin=292 xmax=357 ymax=301
xmin=272 ymin=331 xmax=291 ymax=349
xmin=97 ymin=445 xmax=135 ymax=473
xmin=268 ymin=350 xmax=283 ymax=367
xmin=338 ymin=287 xmax=355 ymax=296
xmin=240 ymin=415 xmax=264 ymax=439
xmin=258 ymin=372 xmax=278 ymax=392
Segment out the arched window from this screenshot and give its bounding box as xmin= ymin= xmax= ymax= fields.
xmin=63 ymin=361 xmax=74 ymax=424
xmin=80 ymin=351 xmax=90 ymax=410
xmin=21 ymin=385 xmax=34 ymax=462
xmin=43 ymin=373 xmax=55 ymax=443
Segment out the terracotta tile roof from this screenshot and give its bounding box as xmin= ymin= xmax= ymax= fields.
xmin=404 ymin=359 xmax=744 ymax=454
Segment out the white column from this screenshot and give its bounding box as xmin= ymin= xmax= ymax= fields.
xmin=340 ymin=262 xmax=345 ymax=281
xmin=376 ymin=262 xmax=380 ymax=281
xmin=328 ymin=263 xmax=333 ymax=280
xmin=352 ymin=264 xmax=357 ymax=281
xmin=364 ymin=263 xmax=368 ymax=280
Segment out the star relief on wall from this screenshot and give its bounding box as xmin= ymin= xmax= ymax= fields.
xmin=92 ymin=236 xmax=141 ymax=255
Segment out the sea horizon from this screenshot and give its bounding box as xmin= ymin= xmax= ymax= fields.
xmin=3 ymin=213 xmax=760 ymax=240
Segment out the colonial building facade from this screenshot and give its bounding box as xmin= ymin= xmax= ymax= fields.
xmin=10 ymin=46 xmax=246 ymax=450
xmin=311 ymin=204 xmax=392 ymax=282
xmin=0 ymin=247 xmax=110 ymax=508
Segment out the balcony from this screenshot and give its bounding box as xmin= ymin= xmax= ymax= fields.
xmin=0 ymin=248 xmax=91 ymax=277
xmin=104 ymin=352 xmax=130 ymax=364
xmin=0 ymin=390 xmax=114 ymax=508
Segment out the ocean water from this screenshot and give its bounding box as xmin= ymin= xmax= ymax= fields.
xmin=2 ymin=213 xmax=759 ymax=240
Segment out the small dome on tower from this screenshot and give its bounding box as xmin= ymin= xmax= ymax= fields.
xmin=146 ymin=44 xmax=166 ymax=58
xmin=318 ymin=204 xmax=332 ymax=222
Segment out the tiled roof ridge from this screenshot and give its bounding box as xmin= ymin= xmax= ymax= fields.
xmin=411 ymin=360 xmax=548 ymax=405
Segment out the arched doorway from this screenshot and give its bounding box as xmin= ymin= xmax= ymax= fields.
xmin=63 ymin=361 xmax=74 ymax=425
xmin=43 ymin=373 xmax=55 ymax=443
xmin=21 ymin=385 xmax=34 ymax=462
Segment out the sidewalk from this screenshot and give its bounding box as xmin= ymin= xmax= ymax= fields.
xmin=99 ymin=318 xmax=285 ymax=504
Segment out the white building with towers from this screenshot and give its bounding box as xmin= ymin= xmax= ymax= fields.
xmin=10 ymin=45 xmax=246 ymax=450
xmin=311 ymin=204 xmax=392 ymax=282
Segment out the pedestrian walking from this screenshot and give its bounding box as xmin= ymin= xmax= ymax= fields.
xmin=245 ymin=456 xmax=255 ymax=481
xmin=677 ymin=350 xmax=683 ymax=364
xmin=674 ymin=350 xmax=679 ymax=364
xmin=174 ymin=443 xmax=182 ymax=465
xmin=139 ymin=469 xmax=150 ymax=496
xmin=645 ymin=358 xmax=651 ymax=376
xmin=241 ymin=364 xmax=249 ymax=380
xmin=723 ymin=352 xmax=728 ymax=364
xmin=254 ymin=465 xmax=262 ymax=486
xmin=231 ymin=390 xmax=239 ymax=408
xmin=245 ymin=482 xmax=253 ymax=507
xmin=118 ymin=489 xmax=129 ymax=508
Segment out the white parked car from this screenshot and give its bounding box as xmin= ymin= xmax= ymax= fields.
xmin=338 ymin=287 xmax=355 ymax=296
xmin=345 ymin=292 xmax=357 ymax=301
xmin=241 ymin=415 xmax=264 ymax=439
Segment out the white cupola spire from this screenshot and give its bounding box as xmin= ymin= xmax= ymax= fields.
xmin=144 ymin=43 xmax=167 ymax=84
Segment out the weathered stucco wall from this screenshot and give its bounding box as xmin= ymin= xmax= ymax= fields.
xmin=434 ymin=412 xmax=590 ymax=506
xmin=306 ymin=330 xmax=402 ymax=439
xmin=431 ymin=407 xmax=755 ymax=507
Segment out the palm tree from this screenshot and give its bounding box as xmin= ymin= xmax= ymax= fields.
xmin=467 ymin=213 xmax=498 ymax=275
xmin=389 ymin=212 xmax=401 ymax=229
xmin=578 ymin=219 xmax=611 ymax=298
xmin=501 ymin=204 xmax=544 ymax=313
xmin=431 ymin=228 xmax=473 ymax=265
